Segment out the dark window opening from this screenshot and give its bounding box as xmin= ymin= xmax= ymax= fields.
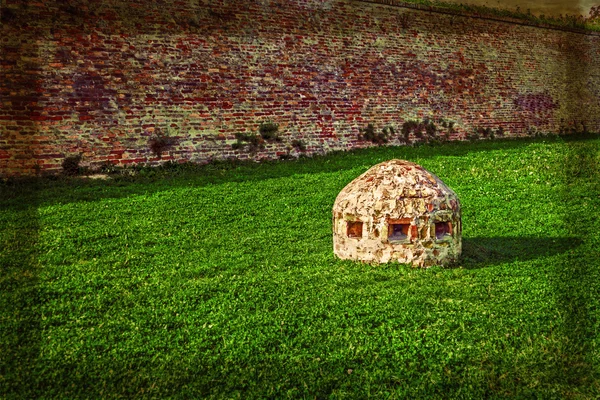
xmin=435 ymin=221 xmax=452 ymax=239
xmin=389 ymin=223 xmax=410 ymax=241
xmin=347 ymin=221 xmax=363 ymax=238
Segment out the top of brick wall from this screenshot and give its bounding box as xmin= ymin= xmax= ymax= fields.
xmin=356 ymin=0 xmax=600 ymax=36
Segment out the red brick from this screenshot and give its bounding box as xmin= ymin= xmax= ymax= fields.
xmin=1 ymin=0 xmax=599 ymax=177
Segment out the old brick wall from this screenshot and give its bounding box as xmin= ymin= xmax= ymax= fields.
xmin=1 ymin=0 xmax=599 ymax=176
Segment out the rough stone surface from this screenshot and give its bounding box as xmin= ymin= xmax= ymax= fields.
xmin=333 ymin=159 xmax=461 ymax=267
xmin=1 ymin=0 xmax=600 ymax=176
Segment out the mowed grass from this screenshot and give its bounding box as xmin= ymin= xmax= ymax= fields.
xmin=1 ymin=137 xmax=599 ymax=398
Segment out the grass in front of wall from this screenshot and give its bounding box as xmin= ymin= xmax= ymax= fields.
xmin=1 ymin=136 xmax=599 ymax=398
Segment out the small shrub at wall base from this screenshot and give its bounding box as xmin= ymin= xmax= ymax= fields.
xmin=148 ymin=135 xmax=174 ymax=158
xmin=278 ymin=152 xmax=296 ymax=161
xmin=360 ymin=124 xmax=389 ymax=144
xmin=382 ymin=126 xmax=395 ymax=140
xmin=400 ymin=121 xmax=415 ymax=143
xmin=258 ymin=122 xmax=280 ymax=141
xmin=291 ymin=139 xmax=307 ymax=152
xmin=414 ymin=124 xmax=424 ymax=139
xmin=232 ymin=123 xmax=282 ymax=152
xmin=99 ymin=161 xmax=119 ymax=174
xmin=527 ymin=127 xmax=539 ymax=137
xmin=400 ymin=118 xmax=455 ymax=145
xmin=424 ymin=119 xmax=437 ymax=139
xmin=467 ymin=130 xmax=480 ymax=142
xmin=61 ymin=155 xmax=82 ymax=176
xmin=233 ymin=132 xmax=265 ymax=152
xmin=401 ymin=120 xmax=425 ymax=143
xmin=478 ymin=127 xmax=493 ymax=139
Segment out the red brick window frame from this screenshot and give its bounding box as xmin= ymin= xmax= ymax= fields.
xmin=347 ymin=221 xmax=363 ymax=238
xmin=434 ymin=221 xmax=453 ymax=240
xmin=388 ymin=218 xmax=413 ymax=242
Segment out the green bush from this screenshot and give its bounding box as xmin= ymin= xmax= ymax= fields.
xmin=61 ymin=155 xmax=82 ymax=175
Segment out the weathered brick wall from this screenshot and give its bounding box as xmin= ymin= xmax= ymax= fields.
xmin=1 ymin=0 xmax=599 ymax=176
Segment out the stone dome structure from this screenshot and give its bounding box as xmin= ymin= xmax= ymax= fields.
xmin=333 ymin=160 xmax=461 ymax=267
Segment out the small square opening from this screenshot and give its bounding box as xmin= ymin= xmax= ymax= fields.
xmin=435 ymin=221 xmax=452 ymax=240
xmin=347 ymin=221 xmax=363 ymax=238
xmin=388 ymin=223 xmax=410 ymax=241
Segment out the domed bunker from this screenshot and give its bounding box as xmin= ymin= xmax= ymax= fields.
xmin=333 ymin=160 xmax=461 ymax=267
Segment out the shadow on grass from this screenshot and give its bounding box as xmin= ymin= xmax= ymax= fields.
xmin=460 ymin=236 xmax=583 ymax=269
xmin=4 ymin=135 xmax=596 ymax=211
xmin=0 ymin=183 xmax=41 ymax=398
xmin=554 ymin=138 xmax=600 ymax=388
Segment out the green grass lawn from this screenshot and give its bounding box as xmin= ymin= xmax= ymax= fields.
xmin=1 ymin=137 xmax=599 ymax=398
